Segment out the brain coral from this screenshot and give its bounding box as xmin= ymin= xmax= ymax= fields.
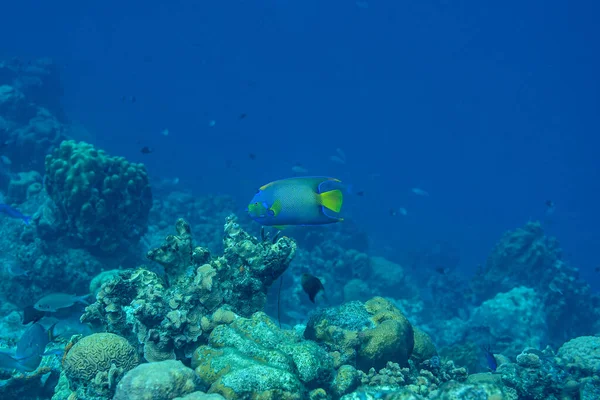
xmin=45 ymin=140 xmax=152 ymax=254
xmin=63 ymin=333 xmax=139 ymax=390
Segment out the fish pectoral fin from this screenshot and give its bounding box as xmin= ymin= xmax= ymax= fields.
xmin=318 ymin=189 xmax=343 ymax=213
xmin=269 ymin=199 xmax=282 ymax=217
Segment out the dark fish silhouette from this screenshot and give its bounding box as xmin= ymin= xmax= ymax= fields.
xmin=356 ymin=191 xmax=364 ymax=196
xmin=22 ymin=305 xmax=45 ymax=325
xmin=301 ymin=273 xmax=325 ymax=303
xmin=249 ymin=153 xmax=256 ymax=160
xmin=140 ymin=146 xmax=153 ymax=154
xmin=238 ymin=113 xmax=247 ymax=120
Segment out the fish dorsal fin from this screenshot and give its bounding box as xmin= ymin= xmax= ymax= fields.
xmin=318 ymin=189 xmax=343 ymax=213
xmin=269 ymin=199 xmax=282 ymax=217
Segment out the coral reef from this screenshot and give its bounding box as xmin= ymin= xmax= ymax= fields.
xmin=62 ymin=333 xmax=139 ymax=399
xmin=44 ymin=140 xmax=152 ymax=254
xmin=468 ymin=286 xmax=547 ymax=357
xmin=305 ymin=297 xmax=429 ymax=372
xmin=81 ymin=217 xmax=296 ymax=361
xmin=192 ymin=312 xmax=332 ymax=399
xmin=114 ymin=360 xmax=200 ymax=400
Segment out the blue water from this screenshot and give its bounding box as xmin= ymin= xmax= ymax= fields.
xmin=2 ymin=0 xmax=598 ymax=287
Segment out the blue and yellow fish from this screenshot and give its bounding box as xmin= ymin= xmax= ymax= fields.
xmin=247 ymin=176 xmax=345 ymax=227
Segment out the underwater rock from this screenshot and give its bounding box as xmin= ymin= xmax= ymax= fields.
xmin=82 ymin=217 xmax=296 ymax=362
xmin=44 ymin=140 xmax=152 ymax=254
xmin=5 ymin=170 xmax=42 ymax=203
xmin=470 ymin=221 xmax=600 ymax=343
xmin=89 ymin=269 xmax=121 ymax=297
xmin=305 ymin=297 xmax=420 ymax=372
xmin=469 ymin=286 xmax=547 ymax=358
xmin=192 ymin=311 xmax=332 ymax=399
xmin=499 ymin=347 xmax=570 ymax=400
xmin=113 ymin=360 xmax=200 ymax=400
xmin=556 ymin=336 xmax=600 ymax=378
xmin=62 ymin=333 xmax=139 ymax=399
xmin=410 ymin=327 xmax=438 ymax=365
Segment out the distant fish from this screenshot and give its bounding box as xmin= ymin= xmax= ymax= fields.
xmin=329 ymin=155 xmax=346 ymax=164
xmin=121 ymin=95 xmax=136 ymax=104
xmin=161 ymin=128 xmax=169 ymax=136
xmin=356 ymin=191 xmax=365 ymax=196
xmin=140 ymin=146 xmax=153 ymax=154
xmin=0 ymin=204 xmax=31 ymax=224
xmin=411 ymin=188 xmax=429 ymax=196
xmin=4 ymin=260 xmax=30 ymax=277
xmin=291 ymin=164 xmax=308 ymax=174
xmin=34 ymin=293 xmax=89 ymax=312
xmin=208 ymin=120 xmax=216 ymax=127
xmin=301 ymin=273 xmax=325 ymax=303
xmin=249 ymin=153 xmax=256 ymax=160
xmin=172 ymin=177 xmax=180 ymax=185
xmin=481 ymin=344 xmax=498 ymax=372
xmin=545 ymin=200 xmax=555 ymax=215
xmin=330 ymin=148 xmax=347 ymax=164
xmin=238 ymin=113 xmax=247 ymax=120
xmin=0 ymin=155 xmax=11 ymax=165
xmin=389 ymin=207 xmax=407 ymax=217
xmin=549 ymin=281 xmax=563 ymax=295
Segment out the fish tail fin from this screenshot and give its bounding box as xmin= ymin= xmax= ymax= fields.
xmin=77 ymin=295 xmax=90 ymax=306
xmin=318 ymin=189 xmax=343 ymax=213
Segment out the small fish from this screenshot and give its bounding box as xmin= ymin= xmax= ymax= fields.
xmin=247 ymin=176 xmax=346 ymax=227
xmin=34 ymin=293 xmax=89 ymax=312
xmin=291 ymin=164 xmax=308 ymax=174
xmin=545 ymin=200 xmax=555 ymax=214
xmin=140 ymin=146 xmax=153 ymax=154
xmin=390 ymin=207 xmax=407 ymax=217
xmin=549 ymin=282 xmax=563 ymax=295
xmin=22 ymin=305 xmax=45 ymax=325
xmin=0 ymin=204 xmax=31 ymax=224
xmin=5 ymin=261 xmax=30 ymax=277
xmin=249 ymin=153 xmax=256 ymax=160
xmin=411 ymin=188 xmax=429 ymax=196
xmin=301 ymin=273 xmax=325 ymax=303
xmin=161 ymin=129 xmax=169 ymax=136
xmin=435 ymin=266 xmax=447 ymax=275
xmin=329 ymin=155 xmax=346 ymax=164
xmin=482 ymin=344 xmax=498 ymax=372
xmin=238 ymin=113 xmax=247 ymax=120
xmin=595 ymin=266 xmax=600 ymax=273
xmin=121 ymin=95 xmax=136 ymax=104
xmin=356 ymin=191 xmax=365 ymax=196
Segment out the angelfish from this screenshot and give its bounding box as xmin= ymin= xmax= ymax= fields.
xmin=247 ymin=176 xmax=345 ymax=228
xmin=301 ymin=273 xmax=325 ymax=303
